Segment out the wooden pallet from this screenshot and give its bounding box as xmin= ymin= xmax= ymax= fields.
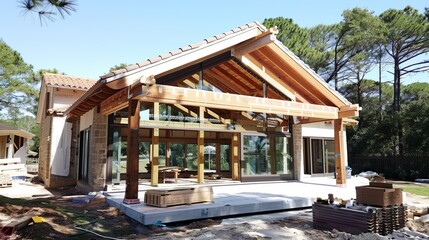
xmin=144 ymin=186 xmax=213 ymax=207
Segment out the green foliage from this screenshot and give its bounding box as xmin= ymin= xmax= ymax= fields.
xmin=109 ymin=63 xmax=129 ymax=73
xmin=263 ymin=17 xmax=310 ymax=58
xmin=400 ymin=186 xmax=429 ymax=197
xmin=0 ymin=40 xmax=38 ymax=119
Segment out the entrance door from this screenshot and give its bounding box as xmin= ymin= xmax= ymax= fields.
xmin=78 ymin=128 xmax=90 ymax=182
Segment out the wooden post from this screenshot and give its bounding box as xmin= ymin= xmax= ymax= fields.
xmin=197 ymin=130 xmax=205 ymax=184
xmin=334 ymin=119 xmax=346 ymax=186
xmin=151 ymin=128 xmax=159 ymax=186
xmin=124 ymin=99 xmax=140 ymax=204
xmin=231 ymin=132 xmax=239 ymax=180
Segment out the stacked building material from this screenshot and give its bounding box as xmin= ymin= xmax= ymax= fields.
xmin=144 ymin=186 xmax=213 ymax=207
xmin=313 ymin=203 xmax=407 ymax=235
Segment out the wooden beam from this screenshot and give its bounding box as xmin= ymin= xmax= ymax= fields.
xmin=334 ymin=119 xmax=346 ymax=186
xmin=197 ymin=130 xmax=204 ymax=184
xmin=234 ymin=33 xmax=276 ymax=56
xmin=239 ymin=55 xmax=296 ymax=101
xmin=133 ymin=84 xmax=339 ymax=119
xmin=231 ymin=132 xmax=239 ymax=180
xmin=151 ymin=128 xmax=159 ymax=186
xmin=124 ymin=99 xmax=140 ymax=204
xmin=267 ymin=42 xmax=347 ymax=107
xmin=339 ymin=104 xmax=361 ymax=118
xmin=100 ymin=88 xmax=128 ymax=115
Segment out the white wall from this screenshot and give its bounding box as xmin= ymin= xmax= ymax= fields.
xmin=53 ymin=88 xmax=85 ymax=110
xmin=302 ymin=121 xmax=334 ymax=138
xmin=80 ymin=109 xmax=94 ymax=131
xmin=50 ymin=116 xmax=72 ymax=176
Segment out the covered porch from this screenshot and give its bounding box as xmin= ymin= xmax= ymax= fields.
xmin=65 ymin=22 xmax=360 ymax=203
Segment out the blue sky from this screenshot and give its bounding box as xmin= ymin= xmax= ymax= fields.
xmin=0 ymin=0 xmax=428 ymax=83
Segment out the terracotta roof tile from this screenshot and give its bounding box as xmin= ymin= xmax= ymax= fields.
xmin=112 ymin=69 xmax=127 ymax=75
xmin=205 ymin=37 xmax=217 ymax=43
xmin=100 ymin=72 xmax=115 ymax=79
xmin=43 ymin=73 xmax=97 ymax=90
xmin=170 ymin=49 xmax=182 ymax=56
xmin=125 ymin=64 xmax=139 ymax=72
xmin=180 ymin=45 xmax=192 ymax=52
xmin=214 ymin=33 xmax=226 ymax=40
xmin=159 ymin=53 xmax=172 ymax=60
xmin=148 ymin=56 xmax=162 ymax=64
xmin=190 ymin=41 xmax=205 ymax=49
xmin=137 ymin=60 xmax=151 ymax=68
xmin=231 ymin=27 xmax=241 ymax=33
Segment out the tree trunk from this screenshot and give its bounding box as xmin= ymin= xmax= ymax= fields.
xmin=393 ymin=57 xmax=403 ymax=155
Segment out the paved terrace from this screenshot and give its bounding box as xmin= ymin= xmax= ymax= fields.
xmin=105 ymin=176 xmax=369 ymax=225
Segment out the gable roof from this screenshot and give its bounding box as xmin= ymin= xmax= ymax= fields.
xmin=36 ymin=74 xmax=98 ymax=123
xmin=43 ymin=73 xmax=97 ymax=90
xmin=65 ymin=21 xmax=359 ymax=121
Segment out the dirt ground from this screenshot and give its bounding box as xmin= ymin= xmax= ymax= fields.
xmin=0 ymin=178 xmax=428 ymax=240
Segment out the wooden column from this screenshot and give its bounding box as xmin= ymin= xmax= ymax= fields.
xmin=151 ymin=128 xmax=159 ymax=186
xmin=124 ymin=99 xmax=140 ymax=204
xmin=334 ymin=119 xmax=346 ymax=186
xmin=231 ymin=132 xmax=239 ymax=180
xmin=197 ymin=130 xmax=205 ymax=184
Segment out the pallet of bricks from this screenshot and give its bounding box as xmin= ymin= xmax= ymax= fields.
xmin=313 ymin=181 xmax=407 ymax=235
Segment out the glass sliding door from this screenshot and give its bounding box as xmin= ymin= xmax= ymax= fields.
xmin=324 ymin=140 xmax=335 ymax=173
xmin=220 ymin=144 xmax=230 ymax=172
xmin=311 ymin=139 xmax=324 ymax=174
xmin=79 ymin=128 xmax=91 ymax=182
xmin=275 ymin=136 xmax=292 ymax=174
xmin=204 ymin=143 xmax=217 ymax=171
xmin=242 ymin=135 xmax=270 ymax=176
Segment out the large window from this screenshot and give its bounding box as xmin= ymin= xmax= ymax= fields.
xmin=242 ymin=134 xmax=292 ymax=177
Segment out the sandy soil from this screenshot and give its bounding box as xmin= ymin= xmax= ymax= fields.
xmin=0 ymin=178 xmax=428 ymax=239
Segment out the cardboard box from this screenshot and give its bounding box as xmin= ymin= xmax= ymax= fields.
xmin=356 ymin=186 xmax=402 ymax=207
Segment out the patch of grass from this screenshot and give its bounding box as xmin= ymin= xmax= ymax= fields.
xmin=401 ymin=186 xmax=429 ymax=197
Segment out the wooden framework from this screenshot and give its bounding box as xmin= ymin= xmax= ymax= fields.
xmin=64 ymin=22 xmax=360 ymax=202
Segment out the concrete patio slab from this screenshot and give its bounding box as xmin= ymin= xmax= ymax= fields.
xmin=105 ymin=176 xmax=369 ymax=225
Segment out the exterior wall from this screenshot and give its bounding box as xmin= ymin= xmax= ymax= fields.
xmin=39 ymin=115 xmax=52 ymax=186
xmin=301 ymin=121 xmax=348 ymax=166
xmin=87 ymin=110 xmax=108 ymax=191
xmin=52 ymin=88 xmax=85 ymax=110
xmin=292 ymin=124 xmax=304 ymax=181
xmin=302 ymin=122 xmax=334 ymax=138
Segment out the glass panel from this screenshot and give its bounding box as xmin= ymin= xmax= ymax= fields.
xmin=311 ymin=139 xmax=324 ymax=174
xmin=275 ymin=137 xmax=292 ymax=174
xmin=170 ymin=143 xmax=185 ymax=168
xmin=242 ymin=135 xmax=269 ymax=176
xmin=220 ymin=144 xmax=230 ymax=171
xmin=186 ymin=144 xmax=198 ymax=170
xmin=159 ymin=142 xmax=166 ymax=166
xmin=325 ymin=140 xmax=335 ymax=173
xmin=204 ymin=144 xmax=217 ymax=171
xmin=139 ymin=142 xmax=150 ymax=173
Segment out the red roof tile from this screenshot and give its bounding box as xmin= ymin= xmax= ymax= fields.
xmin=43 ymin=73 xmax=97 ymax=90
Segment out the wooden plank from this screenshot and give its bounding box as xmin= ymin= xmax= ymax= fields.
xmin=124 ymin=99 xmax=140 ymax=203
xmin=151 ymin=128 xmax=160 ymax=186
xmin=133 ymin=84 xmax=339 ymax=119
xmin=0 ymin=158 xmax=21 ymax=165
xmin=334 ymin=119 xmax=346 ymax=185
xmin=197 ymin=130 xmax=204 ymax=184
